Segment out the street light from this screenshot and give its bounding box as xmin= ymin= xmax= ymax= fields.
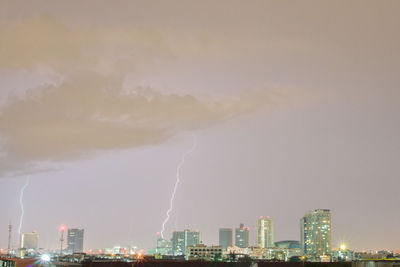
xmin=40 ymin=253 xmax=51 ymax=267
xmin=41 ymin=254 xmax=51 ymax=262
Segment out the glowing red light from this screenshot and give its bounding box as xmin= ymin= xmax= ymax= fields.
xmin=60 ymin=225 xmax=66 ymax=231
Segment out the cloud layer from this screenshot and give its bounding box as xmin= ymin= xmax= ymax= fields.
xmin=0 ymin=15 xmax=300 ymax=176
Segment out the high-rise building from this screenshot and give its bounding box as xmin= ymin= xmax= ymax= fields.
xmin=67 ymin=228 xmax=84 ymax=253
xmin=171 ymin=229 xmax=201 ymax=255
xmin=300 ymin=209 xmax=331 ymax=258
xmin=235 ymin=224 xmax=249 ymax=248
xmin=171 ymin=231 xmax=185 ymax=255
xmin=19 ymin=231 xmax=38 ymax=250
xmin=256 ymin=216 xmax=274 ymax=248
xmin=156 ymin=237 xmax=172 ymax=255
xmin=219 ymin=228 xmax=233 ymax=249
xmin=186 ymin=230 xmax=201 ymax=248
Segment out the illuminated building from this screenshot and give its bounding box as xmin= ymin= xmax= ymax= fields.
xmin=187 ymin=244 xmax=223 ymax=260
xmin=226 ymin=246 xmax=286 ymax=260
xmin=275 ymin=240 xmax=300 ymax=249
xmin=332 ymin=246 xmax=354 ymax=261
xmin=19 ymin=231 xmax=38 ymax=250
xmin=300 ymin=209 xmax=331 ymax=258
xmin=171 ymin=229 xmax=201 ymax=255
xmin=156 ymin=237 xmax=172 ymax=255
xmin=67 ymin=228 xmax=84 ymax=253
xmin=256 ymin=216 xmax=274 ymax=248
xmin=235 ymin=224 xmax=249 ymax=248
xmin=218 ymin=228 xmax=232 ymax=249
xmin=171 ymin=231 xmax=185 ymax=255
xmin=275 ymin=240 xmax=301 ymax=259
xmin=105 ymin=246 xmax=127 ymax=255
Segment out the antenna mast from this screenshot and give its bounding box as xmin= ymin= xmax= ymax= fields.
xmin=8 ymin=222 xmax=12 ymax=255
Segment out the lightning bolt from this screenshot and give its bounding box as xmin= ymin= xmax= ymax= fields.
xmin=18 ymin=176 xmax=30 ymax=234
xmin=160 ymin=133 xmax=197 ymax=238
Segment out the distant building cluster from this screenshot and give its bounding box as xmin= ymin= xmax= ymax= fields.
xmin=14 ymin=228 xmax=84 ymax=258
xmin=151 ymin=209 xmax=342 ymax=262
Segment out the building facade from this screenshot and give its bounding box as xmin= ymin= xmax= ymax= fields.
xmin=275 ymin=240 xmax=301 ymax=259
xmin=19 ymin=232 xmax=38 ymax=250
xmin=275 ymin=240 xmax=300 ymax=249
xmin=219 ymin=228 xmax=233 ymax=249
xmin=67 ymin=228 xmax=84 ymax=253
xmin=187 ymin=244 xmax=223 ymax=261
xmin=256 ymin=216 xmax=274 ymax=248
xmin=171 ymin=229 xmax=201 ymax=255
xmin=156 ymin=237 xmax=172 ymax=255
xmin=235 ymin=224 xmax=249 ymax=248
xmin=300 ymin=209 xmax=331 ymax=258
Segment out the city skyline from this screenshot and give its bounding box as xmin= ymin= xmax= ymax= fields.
xmin=0 ymin=210 xmax=355 ymax=253
xmin=1 ymin=209 xmax=398 ymax=257
xmin=1 ymin=0 xmax=400 ymax=253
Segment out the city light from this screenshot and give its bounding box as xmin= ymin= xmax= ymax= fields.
xmin=40 ymin=254 xmax=51 ymax=262
xmin=136 ymin=251 xmax=144 ymax=260
xmin=340 ymin=244 xmax=346 ymax=251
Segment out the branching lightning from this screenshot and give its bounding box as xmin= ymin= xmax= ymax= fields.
xmin=18 ymin=176 xmax=30 ymax=234
xmin=160 ymin=133 xmax=197 ymax=238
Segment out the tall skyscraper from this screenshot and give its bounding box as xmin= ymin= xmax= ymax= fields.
xmin=300 ymin=209 xmax=331 ymax=257
xmin=67 ymin=228 xmax=84 ymax=253
xmin=171 ymin=229 xmax=201 ymax=255
xmin=219 ymin=228 xmax=233 ymax=249
xmin=256 ymin=216 xmax=274 ymax=248
xmin=235 ymin=224 xmax=249 ymax=248
xmin=19 ymin=231 xmax=38 ymax=250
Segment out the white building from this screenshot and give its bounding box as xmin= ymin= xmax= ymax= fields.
xmin=19 ymin=232 xmax=38 ymax=250
xmin=256 ymin=216 xmax=274 ymax=248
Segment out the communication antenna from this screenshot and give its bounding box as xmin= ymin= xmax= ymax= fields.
xmin=8 ymin=222 xmax=12 ymax=255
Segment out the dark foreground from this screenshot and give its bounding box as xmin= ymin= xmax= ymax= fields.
xmin=82 ymin=261 xmax=398 ymax=267
xmin=2 ymin=258 xmax=400 ymax=267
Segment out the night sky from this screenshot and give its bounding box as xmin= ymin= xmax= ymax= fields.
xmin=0 ymin=0 xmax=399 ymax=252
